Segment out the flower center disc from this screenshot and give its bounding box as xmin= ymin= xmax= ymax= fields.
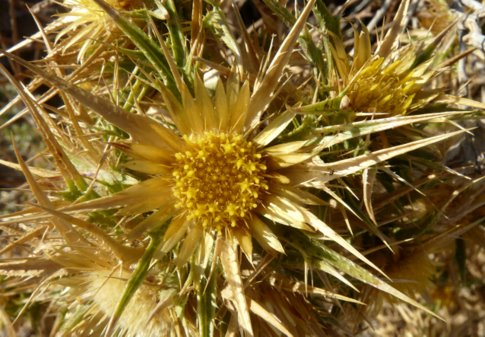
xmin=172 ymin=133 xmax=267 ymax=230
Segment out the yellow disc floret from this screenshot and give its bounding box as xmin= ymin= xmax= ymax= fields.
xmin=172 ymin=132 xmax=268 ymax=230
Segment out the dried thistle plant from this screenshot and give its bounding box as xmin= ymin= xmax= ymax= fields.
xmin=0 ymin=0 xmax=484 ymax=336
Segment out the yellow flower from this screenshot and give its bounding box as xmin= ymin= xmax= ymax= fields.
xmin=72 ymin=77 xmax=312 ymax=262
xmin=171 ymin=132 xmax=268 ymax=231
xmin=326 ymin=0 xmax=450 ymax=116
xmin=54 ymin=66 xmax=376 ymax=274
xmin=346 ymin=55 xmax=422 ymax=115
xmin=38 ymin=243 xmax=182 ymax=337
xmin=54 ymin=0 xmax=144 ymax=61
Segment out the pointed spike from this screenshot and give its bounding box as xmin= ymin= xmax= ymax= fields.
xmin=246 ymin=0 xmax=316 ymax=127
xmin=316 ymin=129 xmax=467 ymax=183
xmin=10 ymin=138 xmax=83 ymax=245
xmin=2 ymin=51 xmax=184 ymax=150
xmin=376 ymin=0 xmax=410 ymax=58
xmin=0 ymin=62 xmax=87 ymax=190
xmin=220 ymin=239 xmax=254 ymax=336
xmin=32 ymin=204 xmax=143 ymax=263
xmin=90 ymin=0 xmax=178 ymax=96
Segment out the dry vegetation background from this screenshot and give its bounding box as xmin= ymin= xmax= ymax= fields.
xmin=1 ymin=0 xmax=485 ymax=336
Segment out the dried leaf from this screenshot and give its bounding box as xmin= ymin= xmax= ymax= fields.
xmin=220 ymin=239 xmax=253 ymax=336
xmin=376 ymin=0 xmax=410 ymax=57
xmin=248 ymin=299 xmax=294 ymax=337
xmin=251 ymin=216 xmax=285 ymax=254
xmin=253 ymin=111 xmax=296 ymax=147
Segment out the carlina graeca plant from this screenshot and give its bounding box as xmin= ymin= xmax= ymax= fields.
xmin=0 ymin=0 xmax=484 ymax=336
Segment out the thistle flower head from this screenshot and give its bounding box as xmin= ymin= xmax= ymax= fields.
xmin=64 ymin=0 xmax=141 ymax=12
xmin=95 ymin=77 xmax=309 ymax=261
xmin=54 ymin=0 xmax=144 ymax=61
xmin=325 ymin=1 xmax=452 ymax=116
xmin=84 ymin=269 xmax=174 ymax=337
xmin=418 ymin=0 xmax=455 ymax=36
xmin=36 ymin=243 xmax=182 ymax=337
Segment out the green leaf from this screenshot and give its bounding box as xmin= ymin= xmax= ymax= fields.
xmin=290 ymin=231 xmax=442 ymax=320
xmin=312 ymin=129 xmax=467 ymax=184
xmin=107 ymin=226 xmax=165 ymax=334
xmin=162 ymin=0 xmax=187 ymax=68
xmin=315 ymin=0 xmax=341 ymax=38
xmin=316 ymin=111 xmax=473 ymax=149
xmin=204 ymin=8 xmax=241 ymax=63
xmin=91 ymin=0 xmax=178 ymax=97
xmin=314 ymin=244 xmax=441 ymax=319
xmin=262 ymin=0 xmax=295 ymax=26
xmin=411 ymin=22 xmax=456 ymax=69
xmin=197 ymin=275 xmax=216 ymax=337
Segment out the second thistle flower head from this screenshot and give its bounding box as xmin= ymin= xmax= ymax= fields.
xmin=326 ymin=1 xmax=453 ymax=116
